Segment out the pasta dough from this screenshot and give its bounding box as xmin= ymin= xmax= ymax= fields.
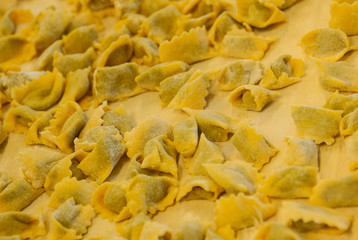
xmin=330 ymin=1 xmax=358 ymax=36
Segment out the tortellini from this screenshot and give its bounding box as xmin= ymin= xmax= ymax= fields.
xmin=173 ymin=117 xmax=198 ymax=157
xmin=102 ymin=105 xmax=136 ymax=135
xmin=117 ymin=212 xmax=151 ymax=240
xmin=291 ymin=105 xmax=342 ymax=145
xmin=174 ymin=222 xmax=206 ymax=240
xmin=135 ymin=61 xmax=189 ymax=90
xmin=229 ymin=84 xmax=279 ymax=111
xmin=131 ymin=36 xmax=160 ymax=66
xmin=159 ymin=27 xmax=213 ymax=64
xmin=284 ymin=136 xmax=319 ymax=170
xmin=310 ymin=172 xmax=358 ymax=208
xmin=316 ymin=60 xmax=358 ymax=92
xmin=176 ymin=176 xmax=223 ymax=201
xmin=94 ymin=62 xmax=143 ymax=102
xmin=347 ymin=131 xmax=358 ymax=169
xmin=0 ymin=212 xmax=46 ymax=239
xmin=26 ymin=112 xmax=54 ymax=146
xmin=41 ymin=101 xmax=88 ymax=153
xmin=11 ymin=69 xmax=64 ymax=111
xmin=232 ymin=122 xmax=278 ymax=169
xmin=330 ymin=1 xmax=358 ymax=36
xmin=92 ymin=182 xmax=131 ymax=222
xmin=260 ymin=166 xmax=317 ymax=198
xmin=259 ymin=55 xmax=304 ymax=89
xmin=215 ymin=193 xmax=276 ymax=230
xmin=63 ymin=24 xmax=98 ymax=54
xmin=217 ymin=59 xmax=262 ymax=91
xmin=279 ymin=202 xmax=352 ymax=234
xmin=253 ymin=222 xmax=303 ymax=240
xmin=44 ymin=153 xmax=74 ymax=192
xmin=126 ymin=174 xmax=178 ymax=215
xmin=51 ymin=198 xmax=95 ymax=240
xmin=340 ymin=108 xmax=358 ymax=136
xmin=36 ymin=40 xmax=63 ymax=71
xmin=0 ymin=9 xmax=33 ymax=37
xmin=188 ymin=133 xmax=225 ymax=176
xmin=324 ymin=91 xmax=358 ymax=115
xmin=4 ymin=105 xmax=41 ymax=134
xmin=236 ymin=0 xmax=287 ymax=28
xmin=60 ymin=67 xmax=90 ymax=103
xmin=184 ymin=109 xmax=232 ymax=142
xmin=299 ymin=28 xmax=357 ymax=62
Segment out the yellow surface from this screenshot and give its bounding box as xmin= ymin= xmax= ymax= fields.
xmin=1 ymin=0 xmax=358 ymax=239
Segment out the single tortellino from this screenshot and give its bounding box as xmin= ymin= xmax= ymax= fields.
xmin=2 ymin=71 xmax=45 ymax=97
xmin=135 ymin=61 xmax=189 ymax=91
xmin=36 ymin=40 xmax=63 ymax=71
xmin=176 ymin=176 xmax=223 ymax=202
xmin=253 ymin=222 xmax=303 ymax=240
xmin=117 ymin=212 xmax=151 ymax=240
xmin=236 ymin=0 xmax=287 ymax=28
xmin=310 ymin=172 xmax=358 ymax=208
xmin=266 ymin=0 xmax=301 ymax=9
xmin=41 ymin=101 xmax=88 ymax=153
xmin=96 ymin=27 xmax=129 ymax=52
xmin=26 ymin=112 xmax=54 ymax=146
xmin=284 ymin=136 xmax=319 ymax=170
xmin=142 ymin=135 xmax=177 ymax=177
xmin=126 ymin=174 xmax=178 ymax=215
xmin=115 ymin=13 xmax=146 ymax=36
xmin=179 ymin=12 xmax=216 ymax=35
xmin=60 ymin=67 xmax=90 ymax=103
xmin=63 ymin=24 xmax=98 ymax=54
xmin=140 ymin=5 xmax=182 ymax=44
xmin=92 ymin=182 xmax=131 ymax=222
xmin=260 ymin=166 xmax=317 ymax=198
xmin=0 ymin=212 xmax=46 ymax=239
xmin=131 ymin=36 xmax=160 ymax=66
xmin=4 ymin=105 xmax=41 ymax=134
xmin=279 ymin=202 xmax=352 ymax=234
xmin=53 ymin=47 xmax=96 ymax=76
xmin=78 ymin=132 xmax=126 ymax=184
xmin=18 ymin=146 xmax=66 ymax=188
xmin=188 ymin=133 xmax=225 ymax=176
xmin=324 ymin=91 xmax=358 ymax=115
xmin=184 ymin=108 xmax=232 ymax=142
xmin=0 ymin=178 xmax=43 ymax=213
xmin=317 ymin=60 xmax=358 ymax=92
xmin=232 ymin=122 xmax=278 ymax=169
xmin=208 ymin=11 xmax=250 ymax=44
xmin=229 ymin=84 xmax=279 ymax=112
xmin=299 ymin=28 xmax=357 ymax=62
xmin=291 ymin=105 xmax=342 ymax=145
xmin=98 ymin=34 xmax=133 ymax=67
xmin=50 ymin=198 xmax=95 ymax=240
xmin=11 ymin=69 xmax=64 ymax=111
xmin=215 ymin=193 xmax=276 ymax=230
xmin=330 ymin=1 xmax=358 ymax=36
xmin=48 ymin=177 xmax=97 ymax=208
xmin=124 ymin=116 xmax=172 ymax=159
xmin=173 ymin=116 xmax=198 ymax=157
xmin=0 ymin=9 xmax=33 ymax=37
xmin=174 ymin=222 xmax=206 ymax=240
xmin=94 ymin=63 xmax=143 ymax=102
xmin=340 ymin=108 xmax=358 ymax=136
xmin=139 ymin=221 xmax=172 ymax=240
xmin=204 ymin=162 xmax=258 ymax=195
xmin=221 ymin=32 xmax=275 ymax=60
xmin=217 ymin=59 xmax=262 ymax=91
xmin=140 ymin=0 xmax=170 ymax=16
xmin=259 ymin=55 xmax=304 ymax=89
xmin=159 ymin=26 xmax=214 ymax=64
xmin=102 ymin=105 xmax=136 ymax=135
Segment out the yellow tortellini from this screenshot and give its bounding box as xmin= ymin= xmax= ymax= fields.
xmin=215 ymin=193 xmax=276 ymax=230
xmin=41 ymin=101 xmax=88 ymax=153
xmin=135 ymin=61 xmax=189 ymax=91
xmin=279 ymin=202 xmax=352 ymax=234
xmin=232 ymin=122 xmax=278 ymax=169
xmin=324 ymin=91 xmax=358 ymax=115
xmin=139 ymin=221 xmax=172 ymax=240
xmin=117 ymin=212 xmax=151 ymax=240
xmin=50 ymin=198 xmax=95 ymax=240
xmin=102 ymin=105 xmax=136 ymax=135
xmin=0 ymin=9 xmax=33 ymax=37
xmin=330 ymin=1 xmax=358 ymax=36
xmin=236 ymin=0 xmax=287 ymax=28
xmin=260 ymin=166 xmax=317 ymax=198
xmin=317 ymin=60 xmax=358 ymax=92
xmin=217 ymin=59 xmax=262 ymax=91
xmin=174 ymin=222 xmax=206 ymax=240
xmin=188 ymin=133 xmax=225 ymax=176
xmin=173 ymin=117 xmax=198 ymax=158
xmin=131 ymin=36 xmax=160 ymax=66
xmin=44 ymin=153 xmax=73 ymax=193
xmin=310 ymin=172 xmax=358 ymax=208
xmin=340 ymin=108 xmax=358 ymax=136
xmin=94 ymin=63 xmax=143 ymax=102
xmin=0 ymin=212 xmax=46 ymax=239
xmin=92 ymin=182 xmax=131 ymax=222
xmin=229 ymin=84 xmax=279 ymax=111
xmin=60 ymin=67 xmax=90 ymax=103
xmin=63 ymin=24 xmax=98 ymax=54
xmin=36 ymin=40 xmax=63 ymax=71
xmin=299 ymin=28 xmax=357 ymax=62
xmin=26 ymin=112 xmax=54 ymax=146
xmin=4 ymin=105 xmax=41 ymax=134
xmin=259 ymin=55 xmax=304 ymax=89
xmin=115 ymin=13 xmax=146 ymax=36
xmin=291 ymin=105 xmax=342 ymax=145
xmin=159 ymin=26 xmax=214 ymax=64
xmin=11 ymin=69 xmax=65 ymax=111
xmin=176 ymin=176 xmax=223 ymax=202
xmin=253 ymin=222 xmax=303 ymax=240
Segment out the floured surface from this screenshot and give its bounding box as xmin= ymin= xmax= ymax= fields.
xmin=1 ymin=0 xmax=358 ymax=239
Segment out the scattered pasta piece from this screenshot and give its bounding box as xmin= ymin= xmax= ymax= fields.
xmin=347 ymin=131 xmax=358 ymax=170
xmin=173 ymin=116 xmax=198 ymax=158
xmin=63 ymin=24 xmax=98 ymax=54
xmin=36 ymin=40 xmax=63 ymax=71
xmin=253 ymin=222 xmax=303 ymax=240
xmin=232 ymin=122 xmax=278 ymax=169
xmin=60 ymin=67 xmax=90 ymax=103
xmin=324 ymin=91 xmax=358 ymax=115
xmin=0 ymin=9 xmax=33 ymax=37
xmin=291 ymin=105 xmax=342 ymax=145
xmin=340 ymin=108 xmax=358 ymax=136
xmin=176 ymin=176 xmax=223 ymax=201
xmin=131 ymin=36 xmax=160 ymax=66
xmin=44 ymin=153 xmax=73 ymax=193
xmin=139 ymin=221 xmax=172 ymax=240
xmin=174 ymin=222 xmax=206 ymax=240
xmin=299 ymin=28 xmax=357 ymax=62
xmin=330 ymin=1 xmax=358 ymax=36
xmin=4 ymin=105 xmax=41 ymax=134
xmin=102 ymin=105 xmax=136 ymax=135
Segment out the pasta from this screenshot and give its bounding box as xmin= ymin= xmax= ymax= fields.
xmin=0 ymin=9 xmax=33 ymax=37
xmin=340 ymin=108 xmax=358 ymax=136
xmin=60 ymin=67 xmax=90 ymax=103
xmin=174 ymin=222 xmax=205 ymax=240
xmin=347 ymin=131 xmax=358 ymax=169
xmin=63 ymin=24 xmax=98 ymax=54
xmin=176 ymin=176 xmax=223 ymax=201
xmin=4 ymin=105 xmax=41 ymax=134
xmin=330 ymin=1 xmax=358 ymax=36
xmin=131 ymin=36 xmax=160 ymax=66
xmin=324 ymin=91 xmax=358 ymax=115
xmin=173 ymin=117 xmax=198 ymax=158
xmin=36 ymin=40 xmax=63 ymax=71
xmin=253 ymin=222 xmax=302 ymax=240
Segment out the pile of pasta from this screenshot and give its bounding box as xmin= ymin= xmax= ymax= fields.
xmin=0 ymin=0 xmax=358 ymax=239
